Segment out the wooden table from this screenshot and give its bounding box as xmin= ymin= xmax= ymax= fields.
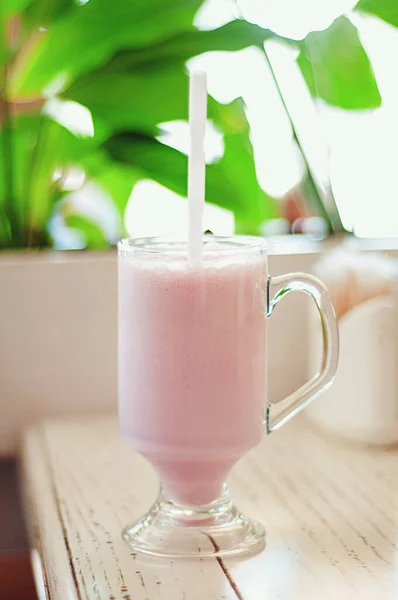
xmin=22 ymin=415 xmax=398 ymax=600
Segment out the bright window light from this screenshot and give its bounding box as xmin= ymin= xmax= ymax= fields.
xmin=238 ymin=0 xmax=358 ymax=39
xmin=317 ymin=15 xmax=398 ymax=236
xmin=194 ymin=0 xmax=239 ymax=30
xmin=264 ymin=40 xmax=330 ymax=189
xmin=188 ymin=47 xmax=304 ymax=197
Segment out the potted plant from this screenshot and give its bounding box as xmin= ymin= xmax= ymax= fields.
xmin=0 ymin=0 xmax=388 ymax=454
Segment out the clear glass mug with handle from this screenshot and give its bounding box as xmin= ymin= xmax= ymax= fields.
xmin=118 ymin=235 xmax=339 ymax=558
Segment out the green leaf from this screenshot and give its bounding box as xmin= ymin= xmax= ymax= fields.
xmin=11 ymin=114 xmax=42 ymax=235
xmin=99 ymin=20 xmax=290 ymax=74
xmin=0 ymin=128 xmax=9 ymax=246
xmin=297 ymin=16 xmax=381 ymax=109
xmin=355 ymin=0 xmax=398 ymax=27
xmin=3 ymin=0 xmax=32 ymax=17
xmin=103 ymin=99 xmax=278 ymax=233
xmin=0 ymin=4 xmax=8 ymax=68
xmin=24 ymin=0 xmax=76 ymax=25
xmin=66 ymin=67 xmax=243 ymax=137
xmin=0 ymin=113 xmax=44 ymax=247
xmin=64 ymin=214 xmax=108 ymax=249
xmin=63 ymin=21 xmax=290 ymax=133
xmin=23 ymin=115 xmax=99 ymax=244
xmin=104 ymin=133 xmax=186 ymax=193
xmin=0 ymin=108 xmax=106 ymax=248
xmin=65 ymin=67 xmax=190 ymax=134
xmin=12 ymin=0 xmax=203 ymax=96
xmin=23 ymin=116 xmax=69 ymax=244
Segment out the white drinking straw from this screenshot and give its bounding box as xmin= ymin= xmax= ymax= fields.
xmin=187 ymin=70 xmax=207 ymax=268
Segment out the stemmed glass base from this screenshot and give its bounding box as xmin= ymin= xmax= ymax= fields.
xmin=122 ymin=484 xmax=265 ymax=558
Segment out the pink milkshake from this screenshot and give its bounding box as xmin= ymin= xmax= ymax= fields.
xmin=119 ymin=238 xmax=267 ymax=506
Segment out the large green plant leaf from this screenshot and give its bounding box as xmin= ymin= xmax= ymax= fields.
xmin=0 ymin=107 xmax=110 ymax=248
xmin=355 ymin=0 xmax=398 ymax=27
xmin=3 ymin=0 xmax=32 ymax=17
xmin=19 ymin=115 xmax=84 ymax=246
xmin=103 ymin=99 xmax=278 ymax=233
xmin=99 ymin=20 xmax=289 ymax=74
xmin=24 ymin=116 xmax=64 ymax=241
xmin=0 ymin=3 xmax=8 ymax=67
xmin=64 ymin=22 xmax=288 ymax=133
xmin=25 ymin=0 xmax=76 ymax=25
xmin=11 ymin=0 xmax=203 ymax=96
xmin=20 ymin=114 xmax=98 ymax=245
xmin=0 ymin=129 xmax=9 ymax=246
xmin=297 ymin=16 xmax=381 ymax=109
xmin=0 ymin=113 xmax=43 ymax=246
xmin=11 ymin=114 xmax=42 ymax=236
xmin=65 ymin=68 xmax=190 ymax=134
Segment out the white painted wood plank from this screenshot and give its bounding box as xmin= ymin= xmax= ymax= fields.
xmin=227 ymin=422 xmax=398 ymax=600
xmin=22 ymin=427 xmax=80 ymax=600
xmin=22 ymin=415 xmax=398 ymax=599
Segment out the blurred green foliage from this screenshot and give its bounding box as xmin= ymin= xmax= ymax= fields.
xmin=297 ymin=16 xmax=381 ymax=109
xmin=0 ymin=0 xmax=391 ymax=248
xmin=355 ymin=0 xmax=398 ymax=27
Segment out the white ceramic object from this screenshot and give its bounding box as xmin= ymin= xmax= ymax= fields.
xmin=307 ymin=296 xmax=398 ymax=445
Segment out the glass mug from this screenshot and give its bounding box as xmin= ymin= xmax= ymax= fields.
xmin=118 ymin=235 xmax=338 ymax=557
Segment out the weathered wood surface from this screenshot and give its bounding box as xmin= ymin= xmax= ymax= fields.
xmin=22 ymin=415 xmax=398 ymax=600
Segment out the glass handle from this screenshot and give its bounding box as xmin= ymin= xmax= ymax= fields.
xmin=265 ymin=273 xmax=339 ymax=434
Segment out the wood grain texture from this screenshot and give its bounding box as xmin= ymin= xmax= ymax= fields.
xmin=22 ymin=415 xmax=398 ymax=600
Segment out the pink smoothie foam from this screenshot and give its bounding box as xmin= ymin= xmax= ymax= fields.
xmin=119 ymin=248 xmax=267 ymax=505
